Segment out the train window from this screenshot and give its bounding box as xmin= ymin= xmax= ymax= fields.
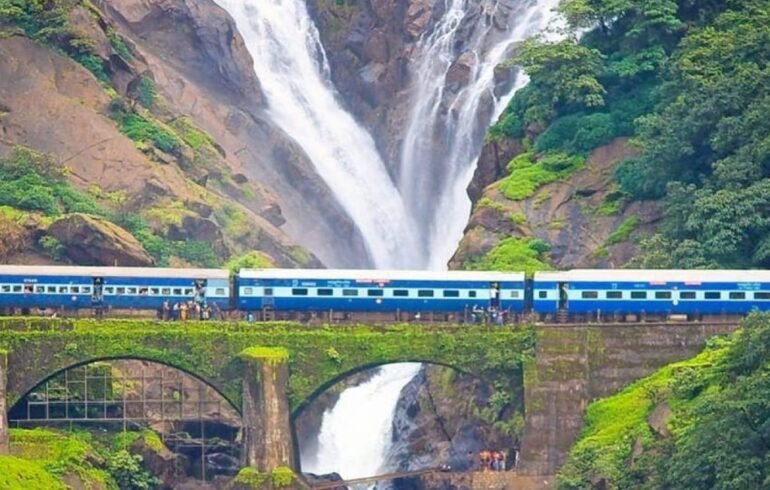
xmin=264 ymin=288 xmax=273 ymax=296
xmin=139 ymin=288 xmax=148 ymax=295
xmin=729 ymin=292 xmax=746 ymax=300
xmin=127 ymin=287 xmax=137 ymax=295
xmin=292 ymin=288 xmax=308 ymax=296
xmin=368 ymin=289 xmax=384 ymax=297
xmin=1 ymin=285 xmax=9 ymax=292
xmin=58 ymin=286 xmax=68 ymax=293
xmin=606 ymin=291 xmax=623 ymax=299
xmin=215 ymin=288 xmax=226 ymax=296
xmin=243 ymin=287 xmax=253 ymax=296
xmin=581 ymin=291 xmax=599 ymax=299
xmin=393 ymin=290 xmax=409 ymax=297
xmin=23 ymin=285 xmax=33 ymax=293
xmin=161 ymin=288 xmax=170 ymax=295
xmin=443 ymin=290 xmax=460 ymax=298
xmin=469 ymin=291 xmax=477 ymax=298
xmin=116 ymin=287 xmax=125 ymax=295
xmin=35 ymin=286 xmax=45 ymax=293
xmin=418 ymin=290 xmax=434 ymax=298
xmin=510 ymin=291 xmax=520 ymax=299
xmin=105 ymin=287 xmax=114 ymax=294
xmin=83 ymin=286 xmax=91 ymax=294
xmin=343 ymin=289 xmax=358 ymax=297
xmin=47 ymin=286 xmax=56 ymax=293
xmin=680 ymin=292 xmax=696 ymax=299
xmin=655 ymin=291 xmax=672 ymax=299
xmin=755 ymin=292 xmax=770 ymax=300
xmin=173 ymin=288 xmax=182 ymax=295
xmin=71 ymin=286 xmax=80 ymax=294
xmin=150 ymin=288 xmax=159 ymax=295
xmin=631 ymin=291 xmax=647 ymax=299
xmin=705 ymin=292 xmax=721 ymax=300
xmin=12 ymin=285 xmax=22 ymax=293
xmin=318 ymin=288 xmax=334 ymax=296
xmin=184 ymin=288 xmax=194 ymax=296
xmin=538 ymin=291 xmax=547 ymax=299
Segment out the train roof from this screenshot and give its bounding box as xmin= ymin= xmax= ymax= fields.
xmin=239 ymin=268 xmax=525 ymax=282
xmin=0 ymin=265 xmax=229 ymax=279
xmin=534 ymin=269 xmax=770 ymax=283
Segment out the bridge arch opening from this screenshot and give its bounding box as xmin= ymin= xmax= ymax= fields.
xmin=293 ymin=361 xmax=525 ymax=486
xmin=8 ymin=357 xmax=243 ymax=483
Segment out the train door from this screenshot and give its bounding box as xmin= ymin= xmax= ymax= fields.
xmin=194 ymin=279 xmax=207 ymax=305
xmin=558 ymin=282 xmax=569 ymax=310
xmin=489 ymin=282 xmax=500 ymax=309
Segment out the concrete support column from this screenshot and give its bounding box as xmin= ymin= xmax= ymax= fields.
xmin=0 ymin=349 xmax=9 ymax=455
xmin=240 ymin=347 xmax=295 ymax=472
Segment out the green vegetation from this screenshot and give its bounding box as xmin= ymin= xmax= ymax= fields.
xmin=558 ymin=313 xmax=770 ymax=489
xmin=240 ymin=346 xmax=290 ymax=363
xmin=136 ymin=76 xmax=157 ymax=108
xmin=493 ymin=0 xmax=770 ymax=268
xmin=0 ymin=456 xmax=67 ymax=490
xmin=117 ymin=112 xmax=181 ymax=155
xmin=226 ymin=251 xmax=276 ymax=273
xmin=270 ymin=466 xmax=295 ymax=487
xmin=465 ymin=237 xmax=551 ymax=275
xmin=108 ymin=449 xmax=159 ymax=490
xmin=0 ymin=0 xmax=110 ymax=82
xmin=498 ymin=152 xmax=585 ymax=201
xmin=232 ymin=467 xmax=268 ymax=488
xmin=606 ymin=216 xmax=639 ymax=245
xmin=0 ymin=146 xmax=105 ymax=216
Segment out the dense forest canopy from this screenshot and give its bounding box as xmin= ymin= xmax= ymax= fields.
xmin=495 ymin=0 xmax=770 ymax=269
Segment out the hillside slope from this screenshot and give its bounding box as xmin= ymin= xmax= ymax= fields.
xmin=0 ymin=0 xmax=355 ymax=268
xmin=456 ymin=0 xmax=770 ymax=271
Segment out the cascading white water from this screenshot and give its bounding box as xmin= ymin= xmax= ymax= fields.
xmin=300 ymin=364 xmax=422 ymax=479
xmin=399 ymin=0 xmax=563 ymax=269
xmin=215 ymin=0 xmax=561 ymax=482
xmin=212 ymin=0 xmax=420 ymax=269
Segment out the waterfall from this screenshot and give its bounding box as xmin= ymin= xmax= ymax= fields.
xmin=212 ymin=0 xmax=420 ymax=269
xmin=214 ymin=0 xmax=561 ymax=482
xmin=399 ymin=0 xmax=563 ymax=269
xmin=300 ymin=364 xmax=423 ymax=479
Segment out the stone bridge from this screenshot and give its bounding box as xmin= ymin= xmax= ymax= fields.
xmin=0 ymin=318 xmax=739 ymax=483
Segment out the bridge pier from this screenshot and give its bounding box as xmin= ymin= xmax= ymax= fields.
xmin=241 ymin=348 xmax=295 ymax=472
xmin=0 ymin=349 xmax=8 ymax=455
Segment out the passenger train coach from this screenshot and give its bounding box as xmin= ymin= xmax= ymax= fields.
xmin=1 ymin=265 xmax=770 ymax=321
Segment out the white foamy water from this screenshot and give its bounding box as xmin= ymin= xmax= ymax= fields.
xmin=213 ymin=0 xmax=420 ymax=269
xmin=216 ymin=0 xmax=561 ymax=481
xmin=300 ymin=364 xmax=422 ymax=479
xmin=399 ymin=0 xmax=563 ymax=269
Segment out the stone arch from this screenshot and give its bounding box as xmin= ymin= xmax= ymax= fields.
xmin=9 ymin=355 xmax=241 ymax=416
xmin=292 ymin=359 xmax=488 ymax=421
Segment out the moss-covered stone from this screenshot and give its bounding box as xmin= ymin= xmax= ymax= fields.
xmin=0 ymin=455 xmax=68 ymax=490
xmin=0 ymin=318 xmax=535 ymax=414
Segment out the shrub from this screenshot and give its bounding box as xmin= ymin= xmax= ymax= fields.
xmin=607 ymin=216 xmax=640 ymax=245
xmin=498 ymin=152 xmax=585 ymax=201
xmin=465 ymin=237 xmax=551 ymax=275
xmin=107 ymin=450 xmax=158 ymax=490
xmin=119 ymin=114 xmax=181 ymax=155
xmin=136 ymin=77 xmax=156 ymax=108
xmin=226 ymin=251 xmax=275 ymax=273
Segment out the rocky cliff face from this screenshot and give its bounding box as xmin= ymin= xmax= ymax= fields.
xmin=386 ymin=365 xmax=519 ymax=478
xmin=451 ymin=138 xmax=663 ymax=269
xmin=0 ymin=0 xmax=375 ymax=268
xmin=308 ymin=0 xmax=519 ymax=173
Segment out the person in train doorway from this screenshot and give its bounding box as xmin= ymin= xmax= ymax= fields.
xmin=472 ymin=304 xmax=483 ymax=324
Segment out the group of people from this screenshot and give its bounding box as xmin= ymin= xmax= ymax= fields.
xmin=160 ymin=299 xmax=223 ymax=321
xmin=478 ymin=450 xmax=507 ymax=472
xmin=471 ymin=305 xmax=506 ymax=325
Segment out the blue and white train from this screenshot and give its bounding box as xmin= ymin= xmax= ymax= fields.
xmin=1 ymin=265 xmax=770 ymax=321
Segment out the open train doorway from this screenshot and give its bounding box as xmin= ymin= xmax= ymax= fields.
xmin=489 ymin=282 xmax=500 ymax=309
xmin=559 ymin=282 xmax=569 ymax=310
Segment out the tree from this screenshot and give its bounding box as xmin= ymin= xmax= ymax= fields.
xmin=514 ymin=36 xmax=607 ymax=115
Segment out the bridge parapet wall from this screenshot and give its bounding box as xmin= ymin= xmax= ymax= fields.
xmin=519 ymin=323 xmax=740 ymax=476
